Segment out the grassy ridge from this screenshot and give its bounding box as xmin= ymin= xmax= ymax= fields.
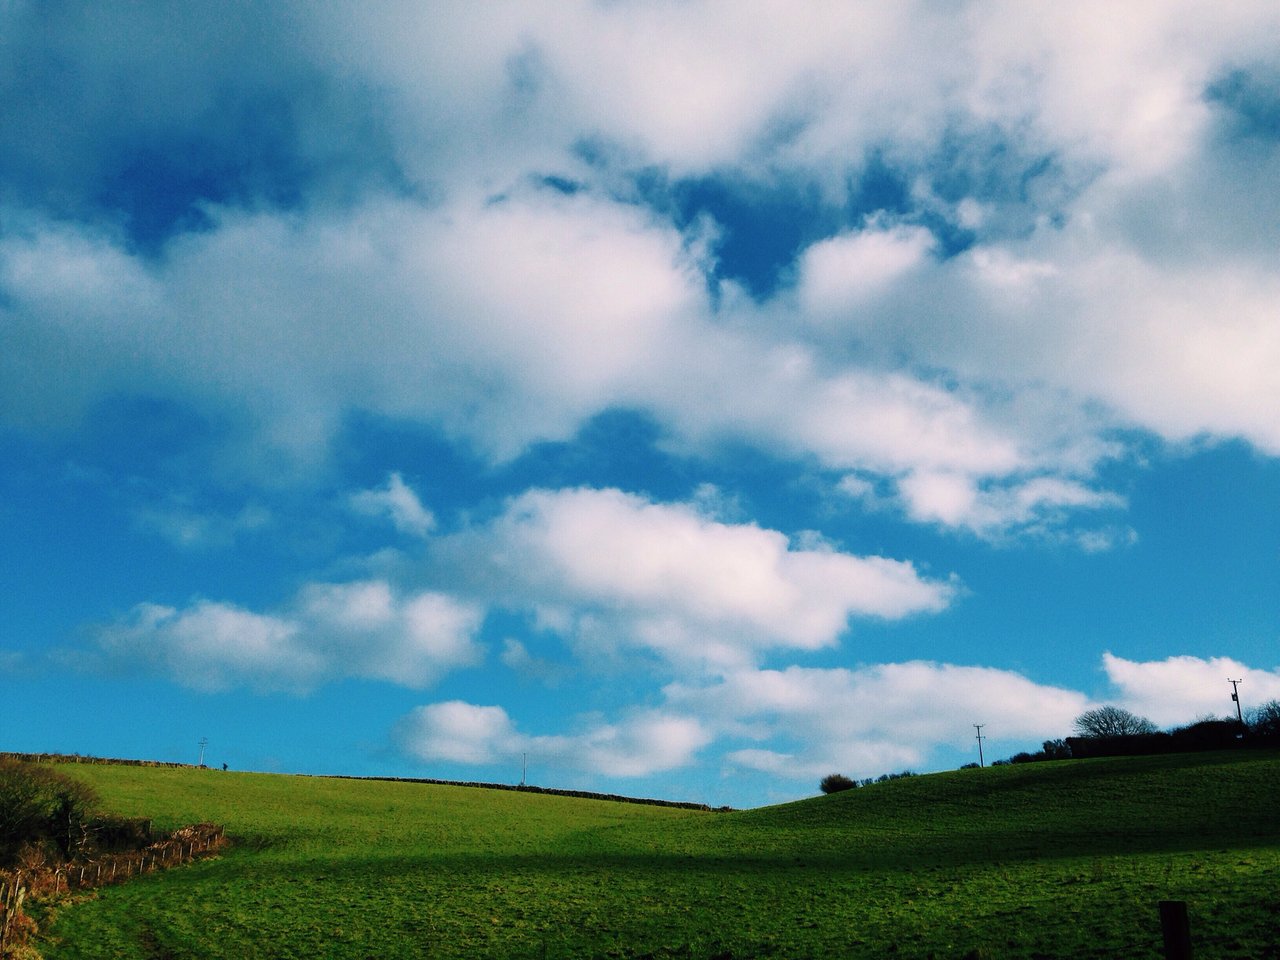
xmin=36 ymin=751 xmax=1280 ymax=959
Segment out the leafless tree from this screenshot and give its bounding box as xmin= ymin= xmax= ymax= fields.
xmin=1072 ymin=705 xmax=1157 ymax=738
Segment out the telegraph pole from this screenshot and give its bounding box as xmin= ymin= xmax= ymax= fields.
xmin=520 ymin=752 xmax=527 ymax=787
xmin=974 ymin=724 xmax=986 ymax=768
xmin=1228 ymin=679 xmax=1244 ymax=725
xmin=197 ymin=737 xmax=209 ymax=768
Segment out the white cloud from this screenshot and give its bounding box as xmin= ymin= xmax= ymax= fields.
xmin=397 ymin=701 xmax=517 ymax=766
xmin=667 ymin=661 xmax=1090 ymax=780
xmin=4 ymin=1 xmax=1280 ymax=537
xmin=399 ymin=651 xmax=1280 ymax=784
xmin=1102 ymin=652 xmax=1280 ymax=727
xmin=397 ymin=701 xmax=710 ymax=778
xmin=798 ymin=223 xmax=935 ymax=316
xmin=2 ymin=188 xmax=1043 ymax=491
xmin=896 ymin=471 xmax=1127 ymax=541
xmin=98 ymin=601 xmax=319 ymax=694
xmin=99 ymin=581 xmax=483 ymax=693
xmin=350 ymin=473 xmax=435 ymax=537
xmin=439 ymin=486 xmax=954 ymax=669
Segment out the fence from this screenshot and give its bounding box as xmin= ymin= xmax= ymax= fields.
xmin=0 ymin=823 xmax=226 ymax=957
xmin=0 ymin=751 xmax=195 ymax=769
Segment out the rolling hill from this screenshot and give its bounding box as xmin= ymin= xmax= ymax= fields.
xmin=31 ymin=749 xmax=1280 ymax=959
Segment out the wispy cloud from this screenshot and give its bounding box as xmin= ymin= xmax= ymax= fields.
xmin=134 ymin=498 xmax=271 ymax=550
xmin=350 ymin=473 xmax=435 ymax=537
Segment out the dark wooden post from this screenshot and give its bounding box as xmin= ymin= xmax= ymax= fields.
xmin=1159 ymin=900 xmax=1192 ymax=960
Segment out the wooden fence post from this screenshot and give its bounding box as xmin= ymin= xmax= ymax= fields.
xmin=1159 ymin=900 xmax=1192 ymax=960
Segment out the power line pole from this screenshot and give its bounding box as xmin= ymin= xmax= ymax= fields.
xmin=520 ymin=752 xmax=527 ymax=787
xmin=1228 ymin=678 xmax=1244 ymax=725
xmin=974 ymin=724 xmax=986 ymax=768
xmin=197 ymin=737 xmax=208 ymax=768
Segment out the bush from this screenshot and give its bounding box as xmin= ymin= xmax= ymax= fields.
xmin=1168 ymin=718 xmax=1241 ymax=751
xmin=0 ymin=759 xmax=99 ymax=864
xmin=1041 ymin=739 xmax=1071 ymax=760
xmin=819 ymin=773 xmax=857 ymax=794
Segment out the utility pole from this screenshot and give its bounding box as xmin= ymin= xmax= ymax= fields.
xmin=974 ymin=724 xmax=986 ymax=768
xmin=197 ymin=737 xmax=208 ymax=768
xmin=521 ymin=752 xmax=527 ymax=787
xmin=1228 ymin=679 xmax=1244 ymax=725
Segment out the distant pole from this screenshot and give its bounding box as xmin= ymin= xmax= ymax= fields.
xmin=521 ymin=752 xmax=527 ymax=787
xmin=974 ymin=724 xmax=986 ymax=768
xmin=197 ymin=737 xmax=208 ymax=768
xmin=1228 ymin=679 xmax=1244 ymax=725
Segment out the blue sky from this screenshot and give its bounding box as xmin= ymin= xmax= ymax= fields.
xmin=2 ymin=2 xmax=1278 ymax=808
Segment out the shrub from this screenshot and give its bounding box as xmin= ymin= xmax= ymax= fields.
xmin=1041 ymin=739 xmax=1072 ymax=760
xmin=1168 ymin=718 xmax=1241 ymax=751
xmin=819 ymin=773 xmax=857 ymax=794
xmin=0 ymin=759 xmax=99 ymax=864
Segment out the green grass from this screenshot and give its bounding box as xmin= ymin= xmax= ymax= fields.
xmin=32 ymin=751 xmax=1280 ymax=959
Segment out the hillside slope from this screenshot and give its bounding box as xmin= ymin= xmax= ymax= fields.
xmin=37 ymin=750 xmax=1280 ymax=959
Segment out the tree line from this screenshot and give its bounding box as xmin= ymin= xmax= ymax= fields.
xmin=820 ymin=699 xmax=1280 ymax=793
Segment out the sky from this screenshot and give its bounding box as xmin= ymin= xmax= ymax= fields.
xmin=1 ymin=1 xmax=1278 ymax=809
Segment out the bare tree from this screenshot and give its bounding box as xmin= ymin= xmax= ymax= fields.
xmin=1072 ymin=705 xmax=1157 ymax=738
xmin=1246 ymin=700 xmax=1280 ymax=739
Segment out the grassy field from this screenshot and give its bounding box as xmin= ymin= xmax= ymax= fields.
xmin=31 ymin=750 xmax=1280 ymax=959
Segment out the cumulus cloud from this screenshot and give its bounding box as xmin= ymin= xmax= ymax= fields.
xmin=397 ymin=701 xmax=518 ymax=766
xmin=797 ymin=223 xmax=935 ymax=316
xmin=401 ymin=651 xmax=1280 ymax=784
xmin=98 ymin=581 xmax=482 ymax=693
xmin=397 ymin=701 xmax=710 ymax=777
xmin=1102 ymin=652 xmax=1280 ymax=726
xmin=0 ymin=188 xmax=1044 ymax=494
xmin=439 ymin=486 xmax=954 ymax=669
xmin=3 ymin=1 xmax=1280 ymax=534
xmin=98 ymin=601 xmax=317 ymax=694
xmin=666 ymin=662 xmax=1089 ymax=779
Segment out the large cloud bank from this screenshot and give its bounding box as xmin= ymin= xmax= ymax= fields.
xmin=4 ymin=2 xmax=1278 ymax=533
